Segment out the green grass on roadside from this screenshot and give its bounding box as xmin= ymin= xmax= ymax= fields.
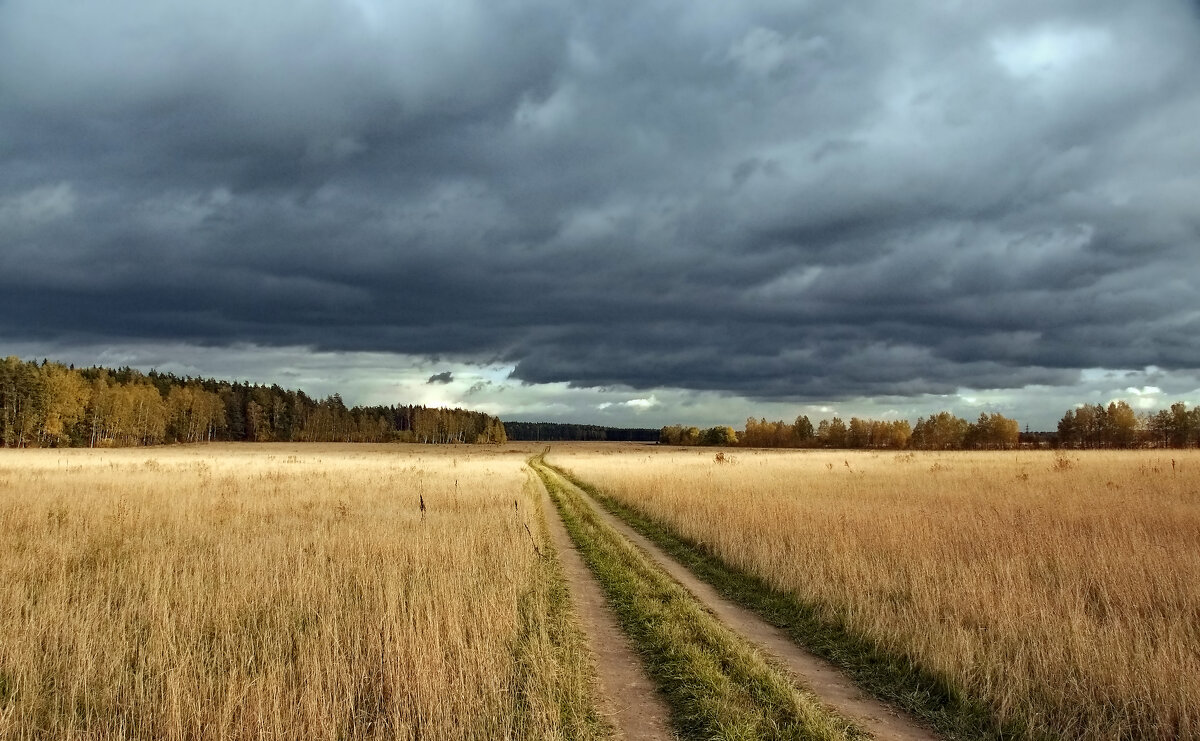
xmin=531 ymin=457 xmax=865 ymax=741
xmin=546 ymin=461 xmax=1033 ymax=741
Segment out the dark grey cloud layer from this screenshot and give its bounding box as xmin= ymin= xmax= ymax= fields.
xmin=3 ymin=0 xmax=1200 ymax=402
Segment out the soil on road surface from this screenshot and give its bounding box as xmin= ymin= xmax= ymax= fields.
xmin=538 ymin=477 xmax=675 ymax=740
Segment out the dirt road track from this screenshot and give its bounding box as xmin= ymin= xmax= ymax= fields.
xmin=546 ymin=465 xmax=940 ymax=741
xmin=537 ymin=477 xmax=675 ymax=740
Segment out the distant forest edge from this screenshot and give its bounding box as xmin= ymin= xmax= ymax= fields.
xmin=502 ymin=422 xmax=659 ymax=442
xmin=0 ymin=356 xmax=506 ymax=448
xmin=663 ymin=399 xmax=1200 ymax=450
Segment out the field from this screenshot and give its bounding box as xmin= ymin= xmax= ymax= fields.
xmin=3 ymin=442 xmax=1197 ymax=740
xmin=548 ymin=446 xmax=1200 ymax=739
xmin=0 ymin=443 xmax=603 ymax=740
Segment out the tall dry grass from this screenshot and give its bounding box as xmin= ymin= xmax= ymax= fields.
xmin=551 ymin=446 xmax=1200 ymax=740
xmin=0 ymin=443 xmax=602 ymax=740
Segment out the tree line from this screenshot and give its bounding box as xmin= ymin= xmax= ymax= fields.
xmin=661 ymin=411 xmax=1021 ymax=450
xmin=0 ymin=356 xmax=506 ymax=448
xmin=664 ymin=400 xmax=1200 ymax=451
xmin=1057 ymin=400 xmax=1200 ymax=448
xmin=503 ymin=422 xmax=660 ymax=442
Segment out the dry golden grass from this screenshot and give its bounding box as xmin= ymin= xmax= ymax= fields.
xmin=0 ymin=442 xmax=603 ymax=740
xmin=550 ymin=445 xmax=1200 ymax=740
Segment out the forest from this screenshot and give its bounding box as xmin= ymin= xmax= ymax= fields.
xmin=1056 ymin=400 xmax=1200 ymax=448
xmin=661 ymin=411 xmax=1022 ymax=450
xmin=0 ymin=356 xmax=506 ymax=448
xmin=664 ymin=401 xmax=1200 ymax=450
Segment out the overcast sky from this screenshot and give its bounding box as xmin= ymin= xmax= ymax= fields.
xmin=3 ymin=1 xmax=1200 ymax=429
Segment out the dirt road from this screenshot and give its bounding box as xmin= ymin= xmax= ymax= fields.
xmin=537 ymin=477 xmax=675 ymax=740
xmin=543 ymin=463 xmax=939 ymax=741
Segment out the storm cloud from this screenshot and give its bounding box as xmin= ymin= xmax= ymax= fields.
xmin=3 ymin=1 xmax=1200 ymax=425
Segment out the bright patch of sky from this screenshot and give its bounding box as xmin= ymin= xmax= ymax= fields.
xmin=991 ymin=25 xmax=1111 ymax=79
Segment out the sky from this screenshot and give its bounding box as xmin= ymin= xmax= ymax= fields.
xmin=2 ymin=1 xmax=1200 ymax=430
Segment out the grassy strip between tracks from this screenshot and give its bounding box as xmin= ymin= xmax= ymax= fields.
xmin=531 ymin=457 xmax=864 ymax=741
xmin=546 ymin=461 xmax=1032 ymax=741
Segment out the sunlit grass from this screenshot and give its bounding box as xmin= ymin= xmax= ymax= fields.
xmin=0 ymin=443 xmax=604 ymax=740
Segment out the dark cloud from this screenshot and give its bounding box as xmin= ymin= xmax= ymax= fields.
xmin=427 ymin=371 xmax=454 ymax=385
xmin=2 ymin=0 xmax=1199 ymax=407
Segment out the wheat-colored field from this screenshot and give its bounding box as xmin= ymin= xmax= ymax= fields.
xmin=550 ymin=446 xmax=1200 ymax=740
xmin=0 ymin=443 xmax=602 ymax=741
